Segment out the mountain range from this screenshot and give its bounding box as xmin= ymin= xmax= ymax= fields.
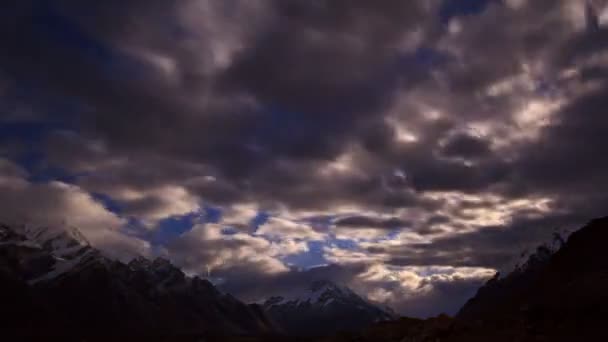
xmin=4 ymin=216 xmax=608 ymax=340
xmin=0 ymin=222 xmax=391 ymax=339
xmin=0 ymin=223 xmax=276 ymax=338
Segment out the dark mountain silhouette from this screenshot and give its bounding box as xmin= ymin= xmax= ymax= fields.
xmin=451 ymin=216 xmax=608 ymax=340
xmin=0 ymin=223 xmax=276 ymax=339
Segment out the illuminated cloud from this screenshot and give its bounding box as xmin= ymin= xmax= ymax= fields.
xmin=256 ymin=217 xmax=325 ymax=242
xmin=167 ymin=223 xmax=289 ymax=276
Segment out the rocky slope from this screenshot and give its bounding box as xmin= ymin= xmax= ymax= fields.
xmin=451 ymin=216 xmax=608 ymax=340
xmin=0 ymin=223 xmax=275 ymax=339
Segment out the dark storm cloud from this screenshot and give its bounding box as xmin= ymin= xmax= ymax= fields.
xmin=425 ymin=215 xmax=452 ymax=227
xmin=384 ymin=212 xmax=587 ymax=270
xmin=334 ymin=215 xmax=411 ymax=230
xmin=373 ymin=140 xmax=511 ymax=194
xmin=0 ymin=0 xmax=513 ymax=213
xmin=440 ymin=133 xmax=492 ymax=159
xmin=515 ymin=85 xmax=608 ymax=195
xmin=1 ymin=0 xmax=435 ymax=166
xmin=212 ymin=0 xmax=444 ymax=167
xmin=0 ymin=0 xmax=441 ymax=209
xmin=410 ymin=158 xmax=510 ymax=193
xmin=0 ymin=0 xmax=260 ymax=174
xmin=221 ymin=0 xmax=436 ymax=112
xmin=1 ymin=0 xmax=602 ymax=206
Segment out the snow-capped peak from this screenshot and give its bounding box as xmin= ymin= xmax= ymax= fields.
xmin=264 ymin=280 xmax=361 ymax=307
xmin=0 ymin=222 xmax=92 ymax=259
xmin=13 ymin=223 xmax=90 ymax=253
xmin=0 ymin=222 xmax=100 ymax=284
xmin=263 ymin=280 xmax=396 ymax=335
xmin=310 ymin=279 xmax=353 ymax=295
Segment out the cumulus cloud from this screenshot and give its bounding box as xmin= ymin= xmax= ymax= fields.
xmin=166 ymin=223 xmax=290 ymax=277
xmin=354 ymin=264 xmax=495 ymax=317
xmin=108 ymin=185 xmax=200 ymax=227
xmin=256 ymin=217 xmax=325 ymax=241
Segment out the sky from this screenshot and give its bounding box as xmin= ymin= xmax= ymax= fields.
xmin=1 ymin=0 xmax=608 ymax=317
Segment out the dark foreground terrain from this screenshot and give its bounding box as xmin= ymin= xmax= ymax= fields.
xmin=2 ymin=217 xmax=608 ymax=341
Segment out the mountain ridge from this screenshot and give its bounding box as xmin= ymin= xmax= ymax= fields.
xmin=0 ymin=222 xmax=276 ymax=338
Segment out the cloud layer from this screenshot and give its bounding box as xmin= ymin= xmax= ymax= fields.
xmin=1 ymin=0 xmax=608 ymax=316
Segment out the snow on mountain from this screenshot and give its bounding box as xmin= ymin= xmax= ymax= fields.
xmin=28 ymin=249 xmax=97 ymax=284
xmin=265 ymin=280 xmax=363 ymax=307
xmin=10 ymin=223 xmax=91 ymax=258
xmin=263 ymin=280 xmax=395 ymax=335
xmin=0 ymin=222 xmax=102 ymax=285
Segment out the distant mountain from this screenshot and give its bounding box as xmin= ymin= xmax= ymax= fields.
xmin=0 ymin=223 xmax=275 ymax=339
xmin=262 ymin=279 xmax=395 ymax=336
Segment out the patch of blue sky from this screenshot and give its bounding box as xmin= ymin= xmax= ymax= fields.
xmin=439 ymin=0 xmax=497 ymax=23
xmin=202 ymin=206 xmax=222 ymax=224
xmin=282 ymin=241 xmax=328 ymax=270
xmin=152 ymin=212 xmax=202 ymax=245
xmin=250 ymin=211 xmax=270 ymax=233
xmin=91 ymin=193 xmax=124 ymax=215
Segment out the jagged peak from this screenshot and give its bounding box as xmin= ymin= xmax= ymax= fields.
xmin=0 ymin=222 xmax=91 ymax=259
xmin=63 ymin=225 xmax=91 ymax=246
xmin=128 ymin=255 xmax=153 ymax=269
xmin=13 ymin=223 xmax=90 ymax=247
xmin=128 ymin=256 xmax=185 ymax=284
xmin=151 ymin=257 xmax=180 ymax=273
xmin=263 ymin=280 xmax=375 ymax=311
xmin=309 ymin=279 xmax=357 ymax=298
xmin=152 ymin=256 xmax=173 ymax=267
